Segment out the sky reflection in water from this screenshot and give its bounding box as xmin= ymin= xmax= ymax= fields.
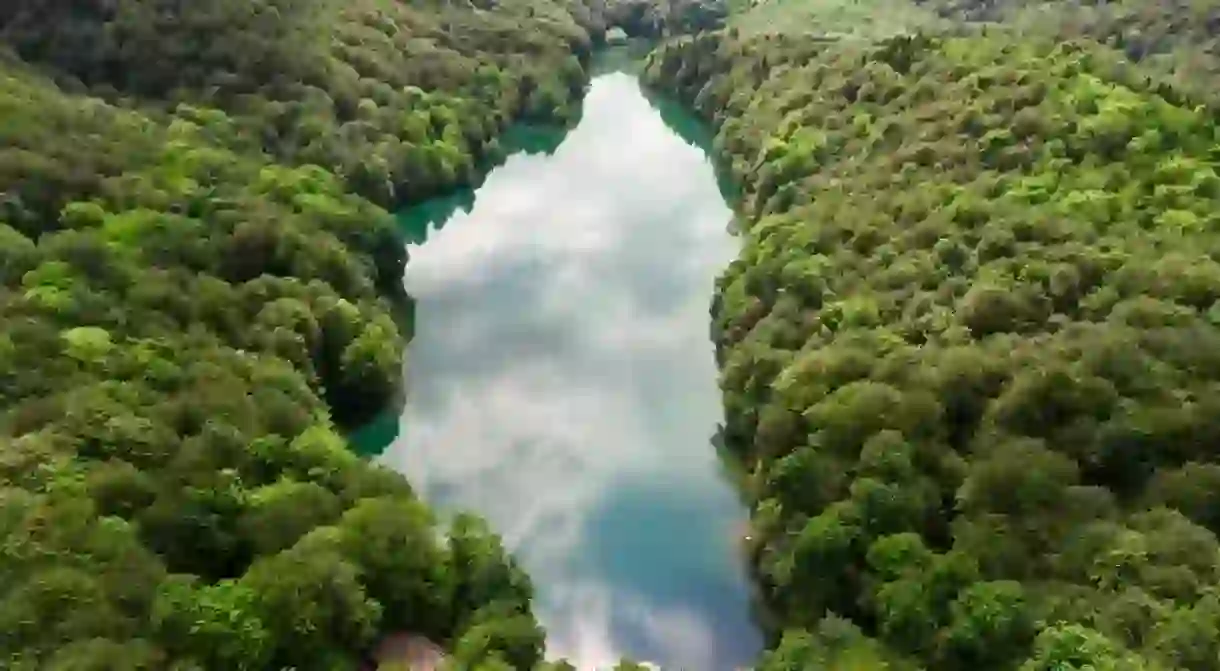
xmin=377 ymin=72 xmax=761 ymax=670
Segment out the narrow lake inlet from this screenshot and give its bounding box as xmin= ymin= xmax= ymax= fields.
xmin=355 ymin=70 xmax=762 ymax=670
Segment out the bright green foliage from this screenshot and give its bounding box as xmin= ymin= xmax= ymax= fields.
xmin=447 ymin=513 xmax=537 ymax=631
xmin=151 ymin=577 xmax=271 ymax=670
xmin=647 ymin=23 xmax=1220 ymax=671
xmin=61 ymin=326 xmax=114 ymax=365
xmin=332 ymin=497 xmax=453 ymax=639
xmin=448 ymin=606 xmax=547 ymax=670
xmin=241 ymin=544 xmax=382 ymax=670
xmin=1019 ymin=624 xmax=1164 ymax=671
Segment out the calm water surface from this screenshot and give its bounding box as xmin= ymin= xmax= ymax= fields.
xmin=357 ymin=71 xmax=761 ymax=669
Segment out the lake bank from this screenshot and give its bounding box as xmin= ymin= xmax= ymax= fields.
xmin=353 ymin=70 xmax=762 ymax=669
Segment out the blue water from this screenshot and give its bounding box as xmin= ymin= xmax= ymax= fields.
xmin=366 ymin=71 xmax=761 ymax=669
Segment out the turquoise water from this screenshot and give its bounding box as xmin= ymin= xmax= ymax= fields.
xmin=355 ymin=71 xmax=761 ymax=669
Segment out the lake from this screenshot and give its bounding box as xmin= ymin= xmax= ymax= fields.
xmin=353 ymin=69 xmax=761 ymax=670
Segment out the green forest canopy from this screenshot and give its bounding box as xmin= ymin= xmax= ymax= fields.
xmin=645 ymin=0 xmax=1220 ymax=667
xmin=0 ymin=0 xmax=623 ymax=668
xmin=10 ymin=0 xmax=1220 ymax=668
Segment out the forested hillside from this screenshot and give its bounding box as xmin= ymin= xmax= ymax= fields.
xmin=734 ymin=0 xmax=1220 ymax=98
xmin=730 ymin=0 xmax=944 ymax=39
xmin=1 ymin=0 xmax=599 ymax=209
xmin=919 ymin=0 xmax=1220 ymax=103
xmin=0 ymin=0 xmax=606 ymax=668
xmin=15 ymin=0 xmax=1220 ymax=667
xmin=603 ymin=0 xmax=729 ymax=38
xmin=646 ymin=8 xmax=1220 ymax=670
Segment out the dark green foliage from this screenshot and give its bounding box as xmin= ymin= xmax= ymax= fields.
xmin=646 ymin=24 xmax=1220 ymax=671
xmin=0 ymin=0 xmax=599 ymax=208
xmin=605 ymin=0 xmax=729 ymax=39
xmin=0 ymin=0 xmax=604 ymax=667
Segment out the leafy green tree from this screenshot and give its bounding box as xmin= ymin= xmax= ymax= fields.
xmin=238 ymin=480 xmax=342 ymax=556
xmin=151 ymin=576 xmax=271 ymax=670
xmin=448 ymin=513 xmax=536 ymax=629
xmin=1019 ymin=624 xmax=1163 ymax=671
xmin=240 ymin=546 xmax=381 ymax=671
xmin=448 ymin=606 xmax=546 ymax=671
xmin=334 ymin=496 xmax=453 ymax=638
xmin=940 ymin=580 xmax=1034 ymax=669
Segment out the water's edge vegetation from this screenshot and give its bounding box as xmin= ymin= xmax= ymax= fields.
xmin=643 ymin=7 xmax=1220 ymax=668
xmin=358 ymin=69 xmax=762 ymax=669
xmin=0 ymin=0 xmax=650 ymax=668
xmin=348 ymin=119 xmax=572 ymax=458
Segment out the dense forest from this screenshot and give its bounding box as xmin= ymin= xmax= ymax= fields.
xmin=0 ymin=0 xmax=625 ymax=668
xmin=645 ymin=0 xmax=1220 ymax=668
xmin=13 ymin=0 xmax=1220 ymax=667
xmin=602 ymin=0 xmax=729 ymax=38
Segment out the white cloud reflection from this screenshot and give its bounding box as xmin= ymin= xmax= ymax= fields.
xmin=378 ymin=73 xmax=761 ymax=670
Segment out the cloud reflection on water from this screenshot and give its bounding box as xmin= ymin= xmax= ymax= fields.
xmin=378 ymin=72 xmax=761 ymax=670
